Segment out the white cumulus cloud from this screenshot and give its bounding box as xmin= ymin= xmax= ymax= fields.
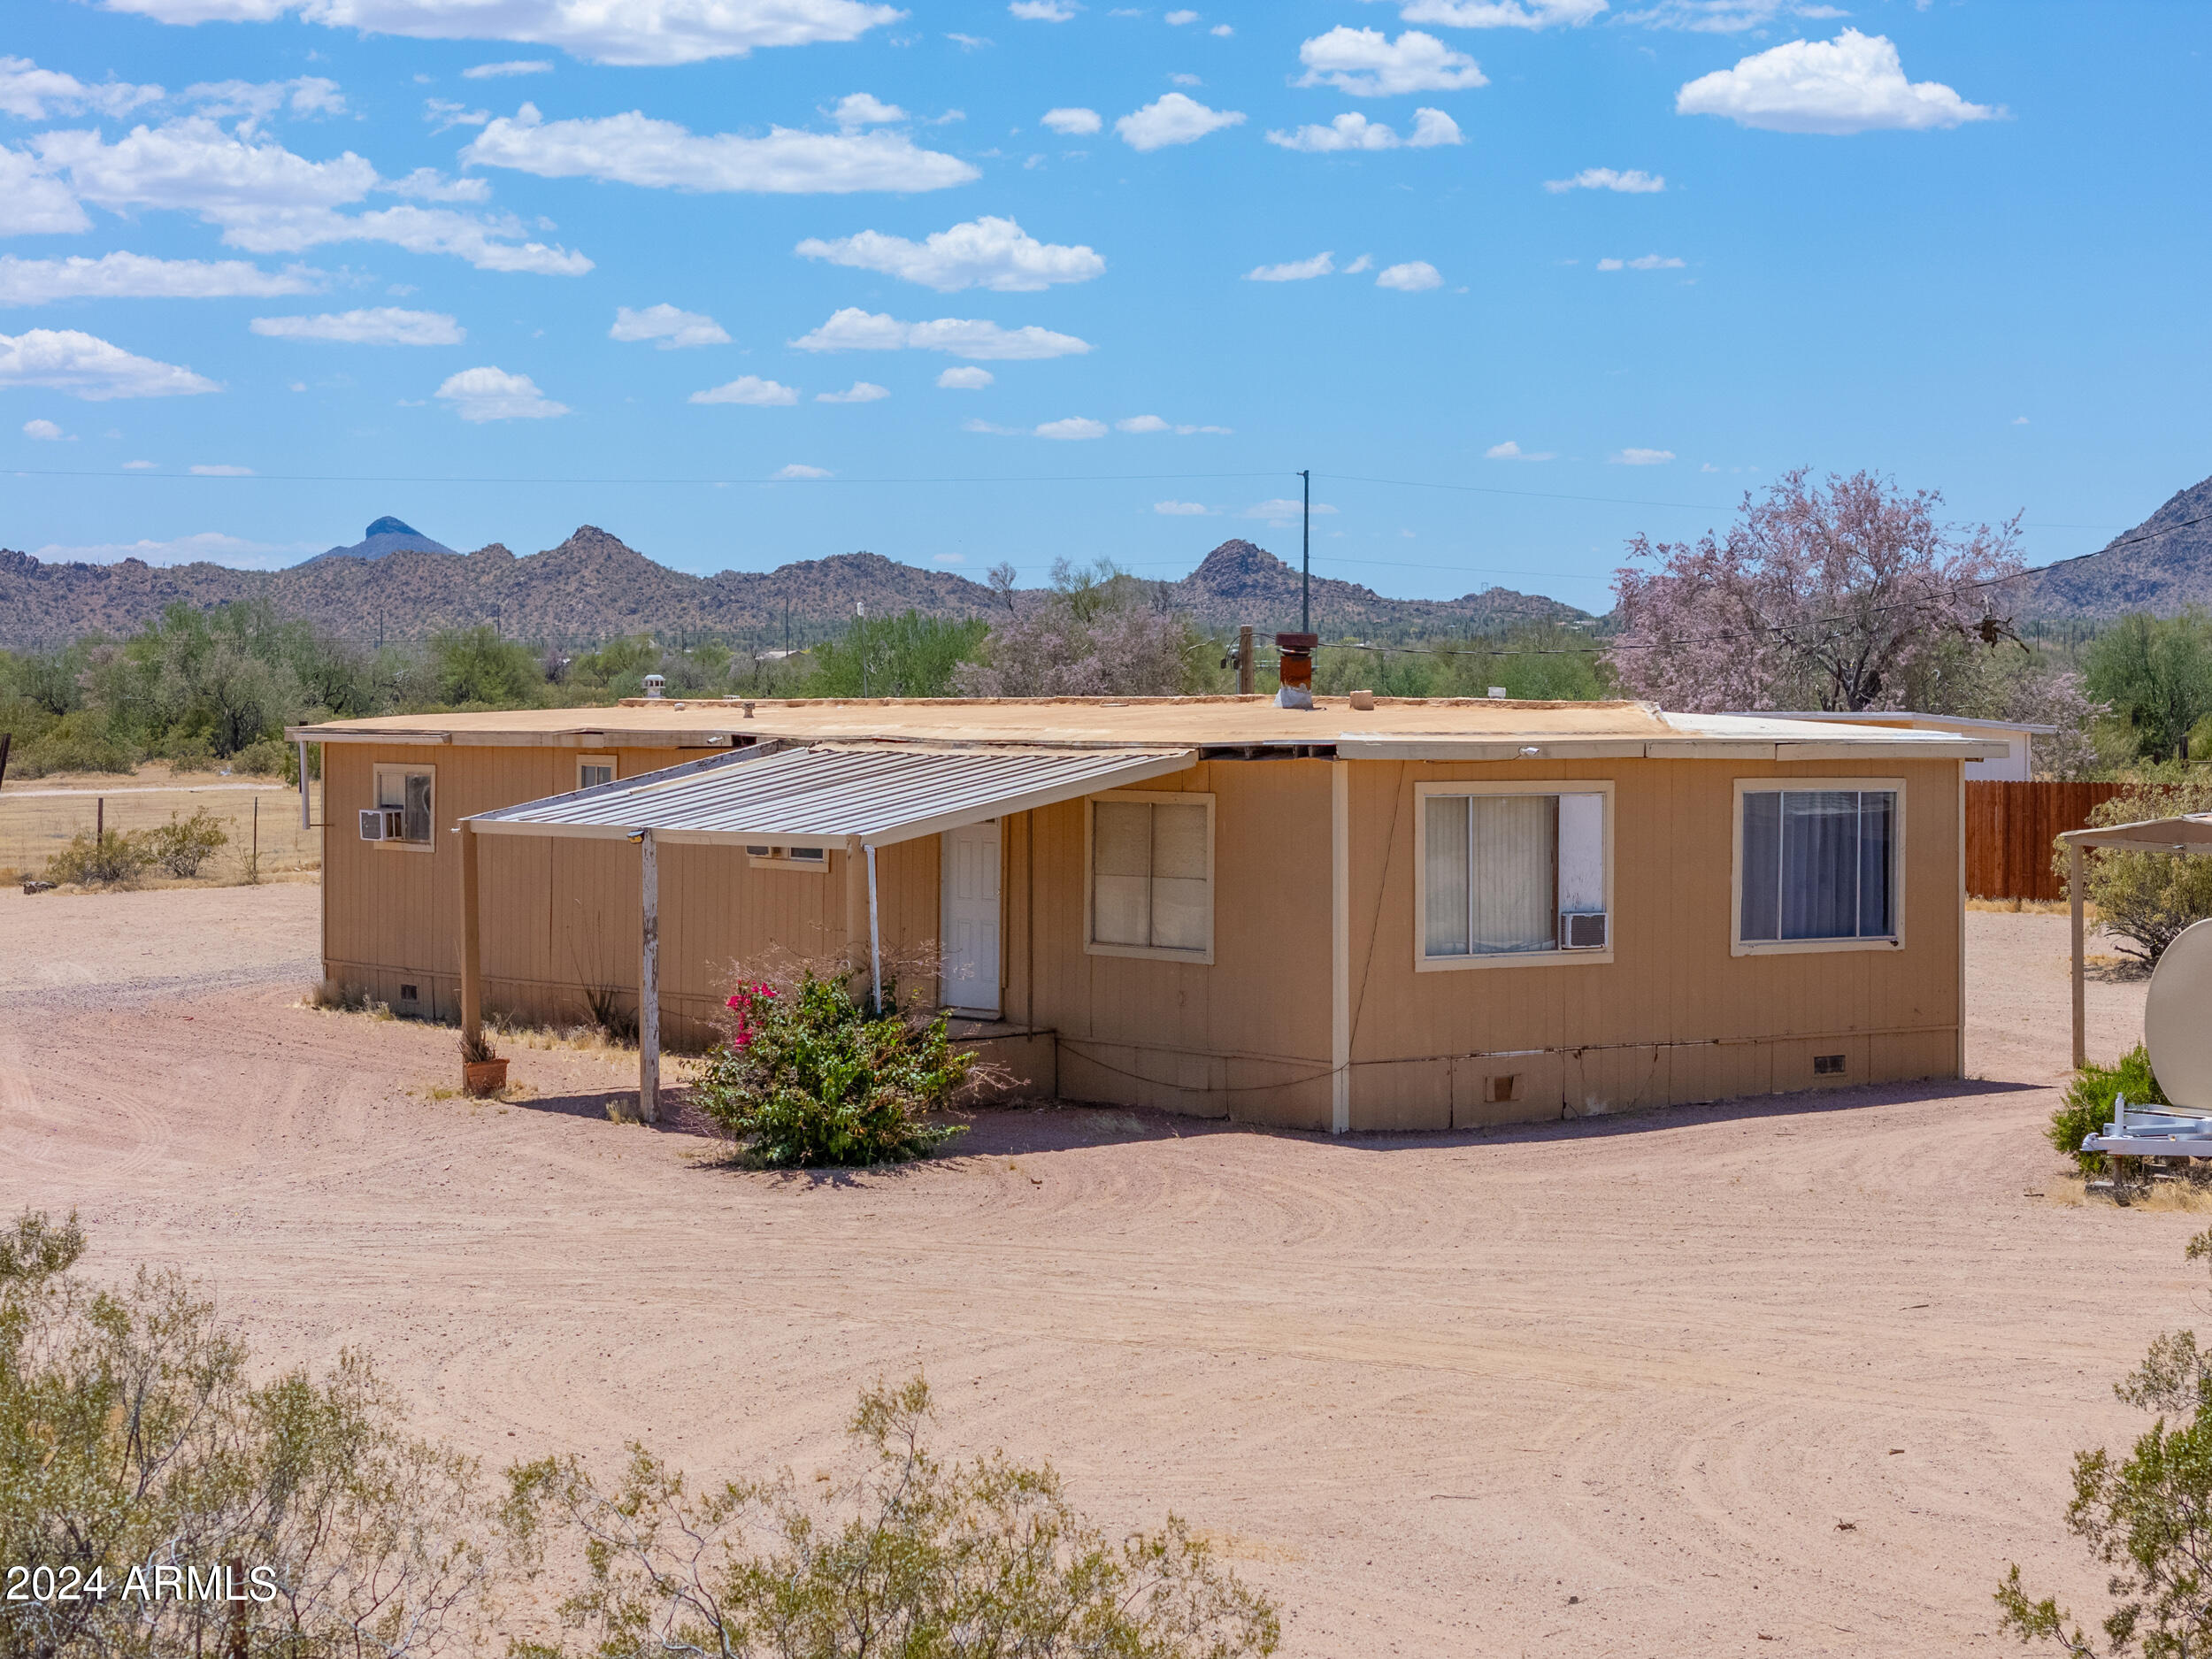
xmin=791 ymin=307 xmax=1092 ymax=360
xmin=1267 ymin=107 xmax=1461 ymax=151
xmin=1165 ymin=8 xmax=1199 ymax=21
xmin=689 ymin=374 xmax=798 ymax=405
xmin=0 ymin=328 xmax=219 ymax=399
xmin=1544 ymin=165 xmax=1663 ymax=193
xmin=0 ymin=150 xmax=94 ymax=235
xmin=463 ymin=59 xmax=553 ymax=77
xmin=1035 ymin=416 xmax=1107 ymax=440
xmin=936 ymin=365 xmax=994 ymax=388
xmin=435 ymin=364 xmax=566 ymax=419
xmin=1485 ymin=440 xmax=1555 ymax=460
xmin=1117 ymin=414 xmax=1230 ymax=434
xmin=250 ymin=307 xmax=463 ymax=344
xmin=774 ymin=463 xmax=833 ymax=478
xmin=610 ymin=303 xmax=729 ymax=347
xmin=0 ymin=251 xmax=321 ymax=304
xmin=817 ymin=380 xmax=889 ymax=403
xmin=22 ymin=418 xmax=70 ymax=440
xmin=32 ymin=118 xmax=591 ymax=274
xmin=1676 ymin=29 xmax=1995 ymax=134
xmin=1154 ymin=500 xmax=1210 ymax=515
xmin=96 ymin=0 xmax=903 ymax=69
xmin=1115 ymin=92 xmax=1245 ymax=151
xmin=463 ymin=103 xmax=978 ymax=194
xmin=796 ymin=216 xmax=1103 ymax=293
xmin=1009 ymin=0 xmax=1079 ymax=18
xmin=826 ymin=91 xmax=905 ymax=129
xmin=0 ymin=56 xmax=165 ymax=120
xmin=1041 ymin=106 xmax=1101 ymax=134
xmin=1596 ymin=253 xmax=1684 ymax=270
xmin=1377 ymin=0 xmax=1604 ymax=24
xmin=1610 ymin=447 xmax=1675 ymax=465
xmin=1296 ymin=28 xmax=1486 ymax=96
xmin=1376 ymin=260 xmax=1441 ymax=290
xmin=1623 ymin=0 xmax=1845 ymax=33
xmin=1246 ymin=251 xmax=1335 ymax=280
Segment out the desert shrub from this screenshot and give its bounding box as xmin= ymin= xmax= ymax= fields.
xmin=2070 ymin=777 xmax=2212 ymax=966
xmin=234 ymin=734 xmax=291 ymax=775
xmin=1998 ymin=1227 xmax=2212 ymax=1655
xmin=691 ymin=970 xmax=971 ymax=1167
xmin=44 ymin=827 xmax=152 ymax=887
xmin=503 ymin=1372 xmax=1280 ymax=1659
xmin=2051 ymin=1046 xmax=2170 ymax=1176
xmin=0 ymin=1210 xmax=503 ymax=1659
xmin=12 ymin=710 xmax=136 ymax=778
xmin=145 ymin=805 xmax=229 ymax=876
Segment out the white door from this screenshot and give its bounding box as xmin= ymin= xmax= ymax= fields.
xmin=941 ymin=821 xmax=1001 ymax=1016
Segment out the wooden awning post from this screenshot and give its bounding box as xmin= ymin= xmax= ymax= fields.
xmin=640 ymin=827 xmax=660 ymax=1125
xmin=2070 ymin=836 xmax=2086 ymax=1072
xmin=458 ymin=821 xmax=483 ymax=1045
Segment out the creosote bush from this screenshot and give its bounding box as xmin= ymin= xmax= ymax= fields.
xmin=503 ymin=1372 xmax=1281 ymax=1659
xmin=692 ymin=969 xmax=971 ymax=1168
xmin=2051 ymin=1046 xmax=2171 ymax=1176
xmin=44 ymin=827 xmax=152 ymax=887
xmin=0 ymin=1210 xmax=503 ymax=1659
xmin=1999 ymin=1228 xmax=2212 ymax=1655
xmin=146 ymin=806 xmax=229 ymax=877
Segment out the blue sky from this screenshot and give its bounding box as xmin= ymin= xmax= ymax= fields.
xmin=3 ymin=0 xmax=2205 ymax=616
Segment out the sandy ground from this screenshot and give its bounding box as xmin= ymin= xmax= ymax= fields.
xmin=0 ymin=765 xmax=322 ymax=882
xmin=0 ymin=887 xmax=2194 ymax=1656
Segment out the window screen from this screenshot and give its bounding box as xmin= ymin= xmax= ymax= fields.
xmin=1091 ymin=798 xmax=1210 ymax=954
xmin=376 ymin=769 xmax=433 ymax=843
xmin=1739 ymin=789 xmax=1896 ymax=942
xmin=1423 ymin=792 xmax=1606 ymax=959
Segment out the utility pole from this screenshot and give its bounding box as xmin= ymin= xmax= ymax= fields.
xmin=1300 ymin=468 xmax=1311 ymax=634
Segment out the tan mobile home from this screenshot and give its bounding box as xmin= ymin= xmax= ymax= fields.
xmin=289 ymin=696 xmax=2000 ymax=1133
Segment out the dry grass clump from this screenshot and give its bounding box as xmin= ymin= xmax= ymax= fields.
xmin=1966 ymin=897 xmax=2079 ymax=916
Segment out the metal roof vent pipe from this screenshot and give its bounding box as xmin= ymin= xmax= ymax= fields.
xmin=1274 ymin=633 xmax=1317 ymax=711
xmin=642 ymin=674 xmax=666 ymax=700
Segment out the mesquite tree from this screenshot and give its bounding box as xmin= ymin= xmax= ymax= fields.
xmin=1609 ymin=468 xmax=2026 ymax=713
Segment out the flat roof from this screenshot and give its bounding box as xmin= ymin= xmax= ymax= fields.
xmin=289 ymin=695 xmax=2009 ymax=761
xmin=1731 ymin=710 xmax=2060 ymax=737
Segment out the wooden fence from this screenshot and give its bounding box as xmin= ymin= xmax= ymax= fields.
xmin=1965 ymin=780 xmax=2129 ymax=902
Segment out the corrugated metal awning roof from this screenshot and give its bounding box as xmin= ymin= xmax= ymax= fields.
xmin=466 ymin=742 xmax=1198 ymax=849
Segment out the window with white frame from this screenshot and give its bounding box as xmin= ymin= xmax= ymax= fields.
xmin=1736 ymin=786 xmax=1900 ymax=948
xmin=1088 ymin=792 xmax=1214 ymax=961
xmin=1418 ymin=785 xmax=1609 ymax=965
xmin=373 ymin=764 xmax=434 ymax=848
xmin=578 ymin=754 xmax=617 ymax=790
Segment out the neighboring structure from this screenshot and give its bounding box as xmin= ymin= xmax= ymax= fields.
xmin=289 ymin=696 xmax=2003 ymax=1133
xmin=1732 ymin=711 xmax=2055 ymax=781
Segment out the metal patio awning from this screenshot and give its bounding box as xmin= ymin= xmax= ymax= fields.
xmin=465 ymin=741 xmax=1200 ymax=850
xmin=2058 ymin=815 xmax=2212 ymax=1071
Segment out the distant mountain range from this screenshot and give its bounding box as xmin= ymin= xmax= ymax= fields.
xmin=0 ymin=520 xmax=1590 ymax=649
xmin=2008 ymin=473 xmax=2212 ymax=621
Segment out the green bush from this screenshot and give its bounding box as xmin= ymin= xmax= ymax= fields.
xmin=691 ymin=970 xmax=972 ymax=1168
xmin=233 ymin=735 xmax=290 ymax=775
xmin=2051 ymin=1045 xmax=2171 ymax=1175
xmin=145 ymin=807 xmax=229 ymax=877
xmin=12 ymin=710 xmax=135 ymax=779
xmin=2068 ymin=777 xmax=2212 ymax=967
xmin=44 ymin=828 xmax=152 ymax=887
xmin=505 ymin=1373 xmax=1280 ymax=1659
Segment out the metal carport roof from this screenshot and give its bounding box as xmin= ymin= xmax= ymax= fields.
xmin=465 ymin=741 xmax=1199 ymax=849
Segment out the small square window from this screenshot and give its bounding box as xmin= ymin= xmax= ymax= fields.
xmin=1814 ymin=1053 xmax=1847 ymax=1076
xmin=579 ymin=754 xmax=617 ymax=791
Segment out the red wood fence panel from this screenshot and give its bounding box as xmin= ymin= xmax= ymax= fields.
xmin=1965 ymin=780 xmax=2130 ymax=902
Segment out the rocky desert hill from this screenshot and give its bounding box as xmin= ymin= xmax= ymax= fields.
xmin=0 ymin=525 xmax=1588 ymax=649
xmin=2009 ymin=472 xmax=2212 ymax=620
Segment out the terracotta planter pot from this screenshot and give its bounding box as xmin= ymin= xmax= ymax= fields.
xmin=463 ymin=1057 xmax=509 ymax=1097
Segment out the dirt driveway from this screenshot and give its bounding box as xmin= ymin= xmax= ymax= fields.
xmin=0 ymin=886 xmax=2185 ymax=1657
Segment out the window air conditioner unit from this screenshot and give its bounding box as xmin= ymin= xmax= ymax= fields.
xmin=360 ymin=807 xmax=405 ymax=841
xmin=1560 ymin=911 xmax=1608 ymax=950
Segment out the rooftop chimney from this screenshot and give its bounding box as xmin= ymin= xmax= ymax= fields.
xmin=642 ymin=674 xmax=666 ymax=700
xmin=1274 ymin=632 xmax=1317 ymax=710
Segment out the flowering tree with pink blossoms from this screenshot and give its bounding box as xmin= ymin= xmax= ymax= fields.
xmin=1608 ymin=469 xmax=2027 ymax=714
